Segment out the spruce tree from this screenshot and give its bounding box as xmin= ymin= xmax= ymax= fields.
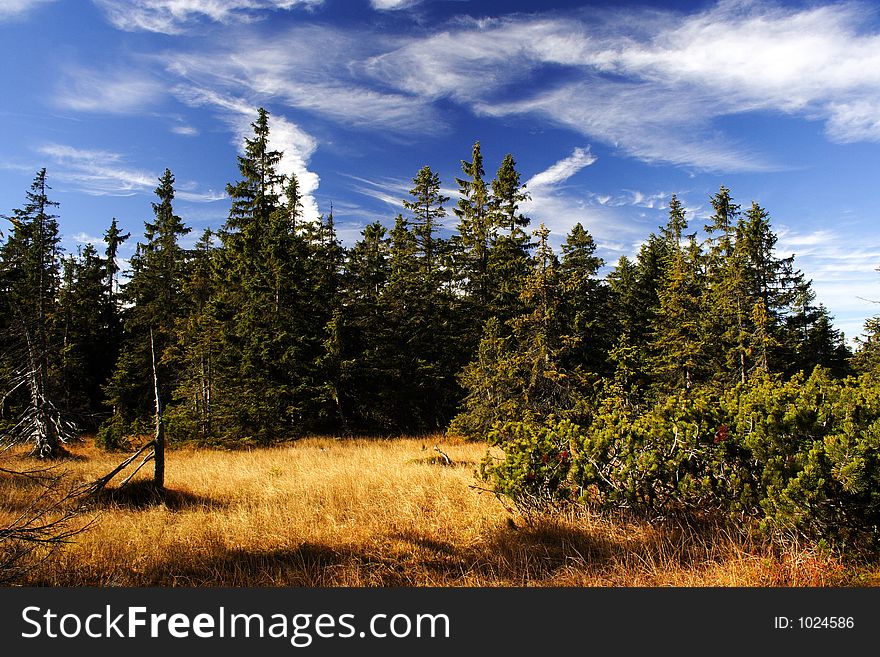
xmin=212 ymin=109 xmax=325 ymax=441
xmin=166 ymin=229 xmax=220 ymax=440
xmin=451 ymin=225 xmax=580 ymax=438
xmin=649 ymin=232 xmax=708 ymax=393
xmin=453 ymin=141 xmax=493 ymax=338
xmin=403 ymin=165 xmax=448 ymax=275
xmin=58 ymin=243 xmax=113 ymax=427
xmin=605 ymin=236 xmax=669 ymax=402
xmin=703 ymin=185 xmax=749 ymax=385
xmin=853 ymin=316 xmax=880 ymax=375
xmin=99 ymin=169 xmax=190 ymax=448
xmin=332 ymin=222 xmax=392 ymax=430
xmin=558 ymin=222 xmax=608 ymax=376
xmin=486 ymin=154 xmax=532 ymax=327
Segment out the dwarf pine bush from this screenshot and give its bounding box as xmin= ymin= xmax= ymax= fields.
xmin=485 ymin=369 xmax=880 ymax=552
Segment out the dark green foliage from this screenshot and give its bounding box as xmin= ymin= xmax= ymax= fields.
xmin=207 ymin=110 xmax=340 ymax=442
xmin=574 ymin=387 xmax=751 ymax=519
xmin=497 ymin=370 xmax=880 ymax=552
xmin=734 ymin=370 xmax=880 ymax=551
xmin=648 ymin=199 xmax=708 ymax=394
xmin=58 ymin=244 xmax=116 ymax=428
xmin=99 ymin=169 xmax=190 ymax=449
xmin=450 ymin=225 xmax=590 ymax=439
xmin=331 ymin=222 xmax=395 ymax=431
xmin=486 ymin=154 xmax=533 ymax=327
xmin=558 ymin=222 xmax=609 ymax=377
xmin=853 ymin=316 xmax=880 ymax=375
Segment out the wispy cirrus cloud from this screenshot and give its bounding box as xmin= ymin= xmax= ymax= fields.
xmin=776 ymin=226 xmax=880 ymax=342
xmin=0 ymin=0 xmax=55 ymax=21
xmin=348 ymin=175 xmax=408 ymax=211
xmin=55 ymin=66 xmax=164 ymax=113
xmin=37 ymin=143 xmax=224 ymax=202
xmin=362 ymin=2 xmax=880 ymax=170
xmin=370 ymin=0 xmax=423 ymax=10
xmin=79 ymin=1 xmax=880 ymax=173
xmin=92 ymin=0 xmax=323 ymax=34
xmin=162 ymin=26 xmax=443 ymax=134
xmin=171 ymin=124 xmax=199 ymax=136
xmin=526 ymin=147 xmax=596 ymax=190
xmin=521 ymin=147 xmax=641 ymax=249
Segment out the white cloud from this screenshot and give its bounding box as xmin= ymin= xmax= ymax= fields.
xmin=0 ymin=0 xmax=55 ymax=21
xmin=370 ymin=0 xmax=421 ymax=9
xmin=107 ymin=1 xmax=880 ymax=173
xmin=361 ymin=2 xmax=880 ymax=170
xmin=346 ymin=175 xmax=410 ymax=211
xmin=93 ymin=0 xmax=323 ymax=34
xmin=163 ymin=27 xmax=442 ymax=133
xmin=71 ymin=231 xmax=104 ymax=248
xmin=527 ymin=147 xmax=597 ymax=190
xmin=512 ymin=147 xmax=644 ymax=251
xmin=37 ymin=143 xmax=224 ymax=202
xmin=172 ymin=124 xmax=199 ymax=136
xmin=56 ymin=67 xmax=164 ymax=113
xmin=775 ymin=225 xmax=880 ymax=344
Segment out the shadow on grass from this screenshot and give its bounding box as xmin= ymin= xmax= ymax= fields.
xmin=23 ymin=513 xmax=795 ymax=587
xmin=90 ymin=480 xmax=222 ymax=511
xmin=147 ymin=520 xmax=627 ymax=586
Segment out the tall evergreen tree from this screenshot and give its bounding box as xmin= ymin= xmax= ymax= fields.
xmin=99 ymin=169 xmax=190 ymax=447
xmin=702 ymin=185 xmax=749 ymax=384
xmin=486 ymin=154 xmax=532 ymax=327
xmin=650 ymin=232 xmax=708 ymax=393
xmin=167 ymin=229 xmax=220 ymax=441
xmin=453 ymin=142 xmax=493 ymax=322
xmin=605 ymin=235 xmax=669 ymax=402
xmin=103 ymin=217 xmax=129 ymax=308
xmin=332 ymin=221 xmax=393 ymax=431
xmin=451 ymin=225 xmax=580 ymax=438
xmin=403 ymin=165 xmax=449 ymax=274
xmin=558 ymin=222 xmax=608 ymax=376
xmin=211 ymin=109 xmax=332 ymax=441
xmin=57 ymin=243 xmax=113 ymax=427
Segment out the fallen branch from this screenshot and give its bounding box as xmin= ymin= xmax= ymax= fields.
xmin=88 ymin=440 xmax=155 ymax=497
xmin=118 ymin=450 xmax=155 ymax=488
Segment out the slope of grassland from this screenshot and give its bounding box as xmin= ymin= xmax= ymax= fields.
xmin=0 ymin=436 xmax=864 ymax=586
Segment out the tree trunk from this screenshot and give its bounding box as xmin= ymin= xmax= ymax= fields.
xmin=150 ymin=329 xmax=164 ymax=490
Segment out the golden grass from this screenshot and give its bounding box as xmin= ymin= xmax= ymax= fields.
xmin=0 ymin=436 xmax=868 ymax=587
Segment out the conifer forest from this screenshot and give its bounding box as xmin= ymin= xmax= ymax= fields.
xmin=3 ymin=108 xmax=880 ymax=586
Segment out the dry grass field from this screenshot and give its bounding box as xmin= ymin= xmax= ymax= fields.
xmin=0 ymin=436 xmax=871 ymax=587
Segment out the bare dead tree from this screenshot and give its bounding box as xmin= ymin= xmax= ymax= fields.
xmin=152 ymin=328 xmax=165 ymax=489
xmin=88 ymin=328 xmax=165 ymax=496
xmin=0 ymin=327 xmax=77 ymax=459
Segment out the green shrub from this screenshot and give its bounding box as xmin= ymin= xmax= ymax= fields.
xmin=573 ymin=386 xmax=754 ymax=520
xmin=737 ymin=370 xmax=880 ymax=551
xmin=483 ymin=368 xmax=880 ymax=552
xmin=481 ymin=419 xmax=579 ymax=513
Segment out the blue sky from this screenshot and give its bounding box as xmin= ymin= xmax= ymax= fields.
xmin=1 ymin=0 xmax=879 ymax=342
